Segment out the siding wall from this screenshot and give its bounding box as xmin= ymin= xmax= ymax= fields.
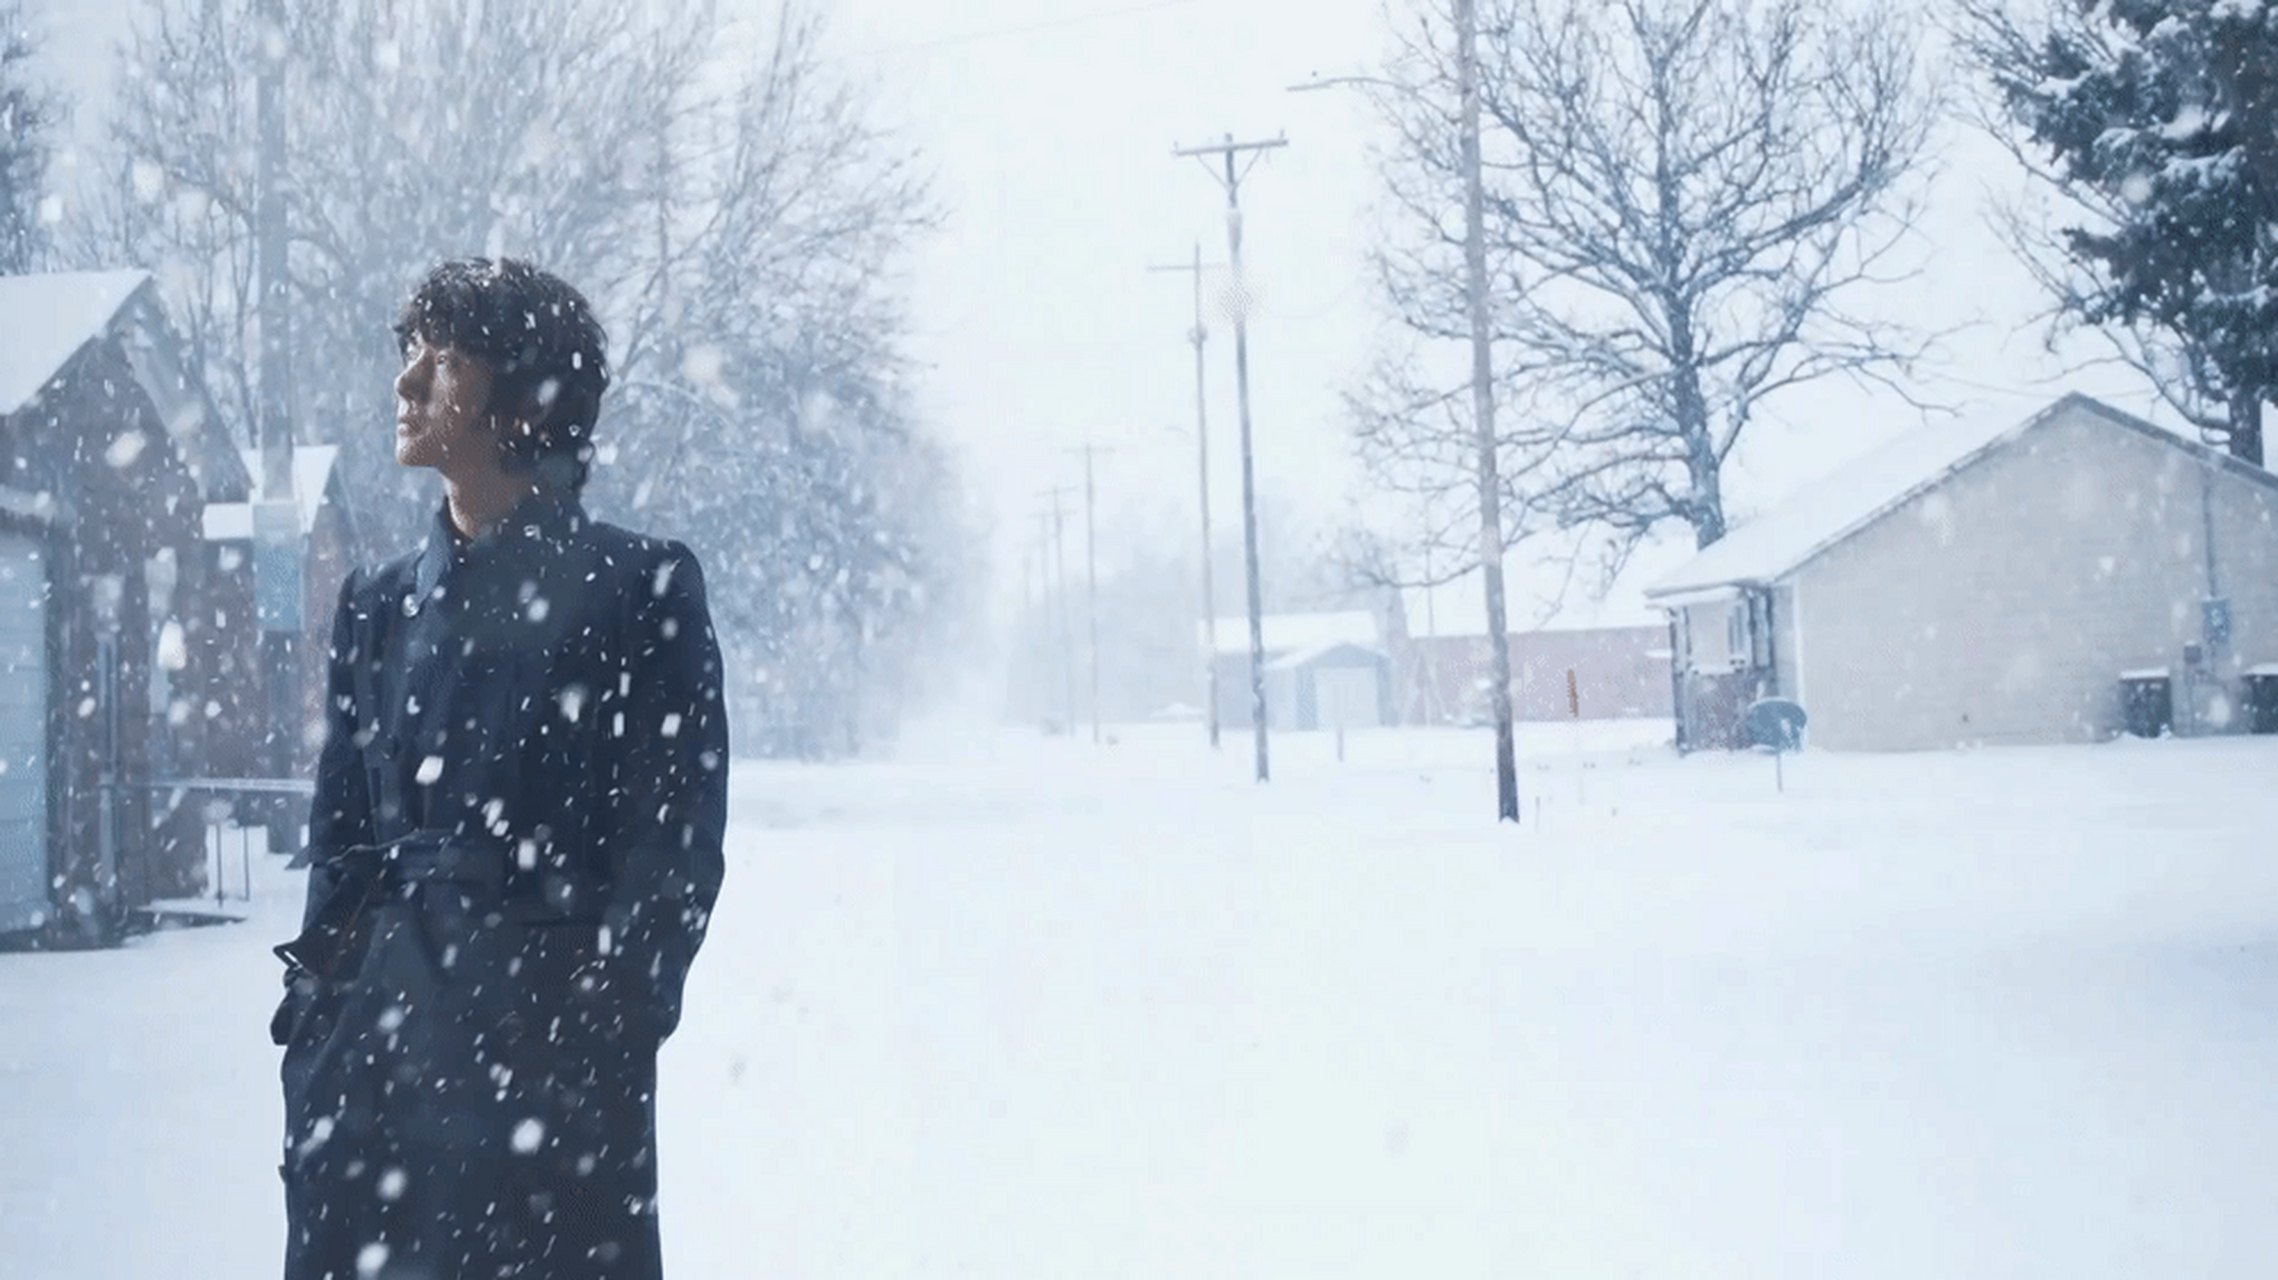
xmin=1793 ymin=401 xmax=2278 ymax=751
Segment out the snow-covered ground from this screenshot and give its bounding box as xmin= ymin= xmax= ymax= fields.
xmin=5 ymin=721 xmax=2278 ymax=1278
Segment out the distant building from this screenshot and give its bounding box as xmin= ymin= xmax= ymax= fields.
xmin=198 ymin=444 xmax=357 ymax=781
xmin=0 ymin=270 xmax=250 ymax=941
xmin=1647 ymin=393 xmax=2278 ymax=751
xmin=1206 ymin=611 xmax=1394 ymax=731
xmin=1393 ymin=569 xmax=1674 ymax=727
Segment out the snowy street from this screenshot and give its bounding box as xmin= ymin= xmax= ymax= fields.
xmin=6 ymin=724 xmax=2278 ymax=1278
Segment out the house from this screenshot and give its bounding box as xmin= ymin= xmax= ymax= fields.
xmin=1646 ymin=393 xmax=2278 ymax=752
xmin=1394 ymin=566 xmax=1675 ymax=726
xmin=0 ymin=270 xmax=251 ymax=942
xmin=1206 ymin=611 xmax=1395 ymax=731
xmin=197 ymin=443 xmax=358 ymax=781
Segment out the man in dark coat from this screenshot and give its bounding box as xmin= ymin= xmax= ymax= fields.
xmin=273 ymin=259 xmax=727 ymax=1280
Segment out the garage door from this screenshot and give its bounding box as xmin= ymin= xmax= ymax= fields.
xmin=1315 ymin=666 xmax=1384 ymax=730
xmin=0 ymin=536 xmax=47 ymax=935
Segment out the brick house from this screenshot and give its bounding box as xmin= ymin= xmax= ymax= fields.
xmin=1393 ymin=571 xmax=1674 ymax=726
xmin=1647 ymin=393 xmax=2278 ymax=752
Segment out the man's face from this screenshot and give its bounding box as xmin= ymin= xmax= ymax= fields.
xmin=394 ymin=336 xmax=500 ymax=474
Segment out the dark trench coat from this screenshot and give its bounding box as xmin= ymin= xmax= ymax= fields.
xmin=273 ymin=493 xmax=727 ymax=1280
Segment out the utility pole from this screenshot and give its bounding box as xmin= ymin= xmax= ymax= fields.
xmin=1455 ymin=0 xmax=1521 ymax=821
xmin=254 ymin=0 xmax=302 ymax=844
xmin=1066 ymin=445 xmax=1113 ymax=744
xmin=1028 ymin=514 xmax=1056 ymax=729
xmin=1174 ymin=133 xmax=1286 ymax=784
xmin=1149 ymin=246 xmax=1224 ymax=750
xmin=1292 ymin=39 xmax=1520 ymax=821
xmin=1039 ymin=487 xmax=1078 ymax=736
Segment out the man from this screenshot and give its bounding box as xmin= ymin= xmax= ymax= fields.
xmin=273 ymin=258 xmax=727 ymax=1280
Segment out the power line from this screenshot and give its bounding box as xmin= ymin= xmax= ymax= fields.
xmin=1037 ymin=486 xmax=1079 ymax=737
xmin=1066 ymin=445 xmax=1114 ymax=745
xmin=1148 ymin=246 xmax=1224 ymax=752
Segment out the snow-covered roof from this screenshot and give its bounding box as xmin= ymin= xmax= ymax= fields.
xmin=1264 ymin=640 xmax=1387 ymax=671
xmin=1203 ymin=610 xmax=1379 ymax=656
xmin=0 ymin=270 xmax=155 ymax=416
xmin=200 ymin=445 xmax=339 ymax=541
xmin=1647 ymin=396 xmax=2084 ymax=599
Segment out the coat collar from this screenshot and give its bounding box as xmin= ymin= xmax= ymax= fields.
xmin=412 ymin=489 xmax=587 ymax=607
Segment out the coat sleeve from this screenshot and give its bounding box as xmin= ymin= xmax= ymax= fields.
xmin=601 ymin=541 xmax=729 ymax=1041
xmin=296 ymin=568 xmax=376 ymax=934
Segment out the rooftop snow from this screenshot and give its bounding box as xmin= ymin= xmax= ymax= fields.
xmin=1648 ymin=396 xmax=2098 ymax=599
xmin=1264 ymin=639 xmax=1387 ymax=671
xmin=0 ymin=271 xmax=155 ymax=416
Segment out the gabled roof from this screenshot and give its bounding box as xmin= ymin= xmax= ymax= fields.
xmin=0 ymin=270 xmax=156 ymax=415
xmin=1645 ymin=393 xmax=2269 ymax=600
xmin=0 ymin=269 xmax=251 ymax=502
xmin=1264 ymin=640 xmax=1387 ymax=671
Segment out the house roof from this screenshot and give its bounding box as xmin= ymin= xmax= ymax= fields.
xmin=0 ymin=269 xmax=251 ymax=503
xmin=1643 ymin=394 xmax=2250 ymax=600
xmin=0 ymin=270 xmax=157 ymax=416
xmin=1265 ymin=640 xmax=1387 ymax=671
xmin=200 ymin=445 xmax=340 ymax=541
xmin=1203 ymin=610 xmax=1379 ymax=657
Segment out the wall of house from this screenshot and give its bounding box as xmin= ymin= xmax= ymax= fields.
xmin=1793 ymin=401 xmax=2278 ymax=751
xmin=1397 ymin=626 xmax=1672 ymax=725
xmin=1 ymin=341 xmax=210 ymax=936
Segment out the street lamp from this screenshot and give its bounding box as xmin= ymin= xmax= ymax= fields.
xmin=1291 ymin=0 xmax=1521 ymax=822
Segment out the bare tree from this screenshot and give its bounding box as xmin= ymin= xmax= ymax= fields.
xmin=1357 ymin=0 xmax=1942 ymax=560
xmin=79 ymin=0 xmax=964 ymax=755
xmin=0 ymin=0 xmax=60 ymax=271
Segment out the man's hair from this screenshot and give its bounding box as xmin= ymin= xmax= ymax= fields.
xmin=393 ymin=258 xmax=609 ymax=495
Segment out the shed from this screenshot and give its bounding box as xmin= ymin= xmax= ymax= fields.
xmin=1204 ymin=611 xmax=1392 ymax=731
xmin=1646 ymin=393 xmax=2278 ymax=752
xmin=1263 ymin=641 xmax=1395 ymax=732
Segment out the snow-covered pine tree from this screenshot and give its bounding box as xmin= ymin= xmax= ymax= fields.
xmin=1964 ymin=0 xmax=2278 ymax=465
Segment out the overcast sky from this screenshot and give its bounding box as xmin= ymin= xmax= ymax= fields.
xmin=37 ymin=0 xmax=2181 ymax=610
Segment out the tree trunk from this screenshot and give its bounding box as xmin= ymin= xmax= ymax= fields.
xmin=2229 ymin=391 xmax=2265 ymax=468
xmin=1666 ymin=308 xmax=1726 ymax=547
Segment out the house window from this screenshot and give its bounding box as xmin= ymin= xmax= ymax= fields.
xmin=1727 ymin=606 xmax=1748 ymax=665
